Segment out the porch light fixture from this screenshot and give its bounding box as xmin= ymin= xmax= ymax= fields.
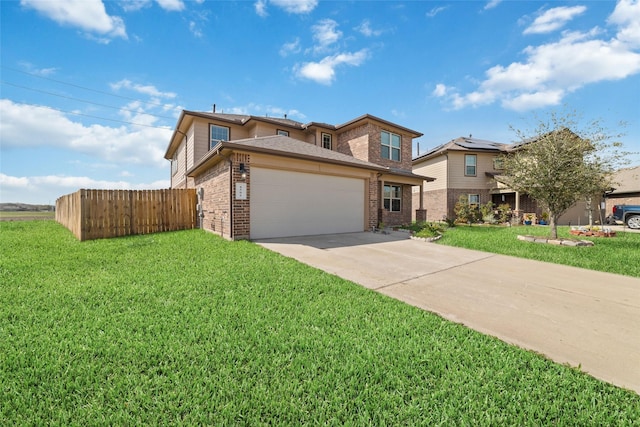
xmin=239 ymin=163 xmax=247 ymax=180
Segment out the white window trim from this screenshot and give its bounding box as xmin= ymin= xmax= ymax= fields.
xmin=210 ymin=124 xmax=230 ymax=150
xmin=171 ymin=153 xmax=178 ymax=176
xmin=277 ymin=129 xmax=289 ymax=137
xmin=468 ymin=194 xmax=480 ymax=206
xmin=465 ymin=154 xmax=477 ymax=176
xmin=322 ymin=132 xmax=332 ymax=150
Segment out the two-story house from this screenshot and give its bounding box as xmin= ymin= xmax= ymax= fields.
xmin=412 ymin=135 xmax=606 ymax=225
xmin=165 ymin=110 xmax=433 ymax=240
xmin=412 ymin=136 xmax=540 ymax=222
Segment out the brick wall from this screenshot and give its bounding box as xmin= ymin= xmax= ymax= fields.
xmin=231 ymin=153 xmax=250 ymax=240
xmin=337 ymin=123 xmax=373 ymax=162
xmin=379 ymin=184 xmax=412 ymax=227
xmin=194 ymin=160 xmax=231 ymax=239
xmin=413 ymin=189 xmax=448 ymax=222
xmin=367 ymin=175 xmax=379 ymax=230
xmin=337 ymin=122 xmax=413 ymax=170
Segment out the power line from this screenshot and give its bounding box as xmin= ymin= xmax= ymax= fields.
xmin=1 ymin=66 xmax=172 ymax=109
xmin=18 ymin=101 xmax=175 ymax=131
xmin=1 ymin=80 xmax=179 ymax=121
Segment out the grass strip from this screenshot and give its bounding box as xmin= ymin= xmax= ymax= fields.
xmin=436 ymin=225 xmax=640 ymax=277
xmin=1 ymin=221 xmax=639 ymax=424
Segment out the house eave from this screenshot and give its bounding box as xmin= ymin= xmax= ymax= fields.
xmin=337 ymin=114 xmax=423 ymax=138
xmin=187 ymin=141 xmax=389 ymax=178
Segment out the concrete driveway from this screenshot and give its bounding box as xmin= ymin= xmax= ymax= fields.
xmin=256 ymin=231 xmax=640 ymax=394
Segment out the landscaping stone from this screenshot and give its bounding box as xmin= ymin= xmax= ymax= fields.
xmin=517 ymin=235 xmax=594 ymax=247
xmin=410 ymin=234 xmax=442 ymax=243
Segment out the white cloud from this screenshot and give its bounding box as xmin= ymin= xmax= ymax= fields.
xmin=279 ymin=38 xmax=301 ymax=57
xmin=484 ymin=0 xmax=502 ymax=11
xmin=21 ymin=0 xmax=127 ymax=41
xmin=436 ymin=4 xmax=640 ymax=112
xmin=254 ymin=0 xmax=317 ymax=15
xmin=608 ymin=0 xmax=640 ymax=48
xmin=426 ymin=6 xmax=448 ymax=18
xmin=432 ymin=84 xmax=448 ymax=97
xmin=17 ymin=61 xmax=58 ymax=76
xmin=355 ymin=19 xmax=382 ymax=37
xmin=255 ymin=0 xmax=268 ymax=17
xmin=155 ymin=0 xmax=184 ymax=11
xmin=295 ymin=49 xmax=369 ymax=85
xmin=270 ymin=0 xmax=317 ymax=14
xmin=189 ymin=21 xmax=203 ymax=38
xmin=110 ymin=79 xmax=177 ymax=99
xmin=0 ymin=99 xmax=172 ymax=169
xmin=524 ymin=5 xmax=587 ymax=35
xmin=0 ymin=172 xmax=169 ymax=204
xmin=311 ymin=19 xmax=342 ymax=53
xmin=120 ymin=0 xmax=151 ymax=12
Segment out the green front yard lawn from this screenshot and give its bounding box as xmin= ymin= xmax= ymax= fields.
xmin=435 ymin=224 xmax=640 ymax=278
xmin=1 ymin=221 xmax=639 ymax=424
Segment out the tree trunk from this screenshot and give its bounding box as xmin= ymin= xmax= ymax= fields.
xmin=549 ymin=214 xmax=559 ymax=239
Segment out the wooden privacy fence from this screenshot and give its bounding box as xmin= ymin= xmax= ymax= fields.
xmin=56 ymin=189 xmax=197 ymax=241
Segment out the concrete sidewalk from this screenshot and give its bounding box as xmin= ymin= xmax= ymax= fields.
xmin=256 ymin=232 xmax=640 ymax=394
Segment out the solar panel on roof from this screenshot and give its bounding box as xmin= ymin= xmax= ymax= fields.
xmin=455 ymin=140 xmax=503 ymax=150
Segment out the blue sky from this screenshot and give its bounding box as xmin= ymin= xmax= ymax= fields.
xmin=1 ymin=0 xmax=639 ymax=204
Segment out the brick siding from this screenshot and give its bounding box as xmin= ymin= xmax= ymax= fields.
xmin=231 ymin=153 xmax=250 ymax=239
xmin=195 ymin=160 xmax=231 ymax=239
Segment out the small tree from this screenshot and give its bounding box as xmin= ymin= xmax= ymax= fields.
xmin=500 ymin=109 xmax=630 ymax=238
xmin=454 ymin=195 xmax=479 ymax=224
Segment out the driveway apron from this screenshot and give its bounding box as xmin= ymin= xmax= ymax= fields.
xmin=256 ymin=232 xmax=640 ymax=394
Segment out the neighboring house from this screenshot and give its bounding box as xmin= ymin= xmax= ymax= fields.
xmin=413 ymin=135 xmax=632 ymax=226
xmin=165 ymin=110 xmax=433 ymax=240
xmin=411 ymin=136 xmax=540 ymax=222
xmin=605 ymin=166 xmax=640 ymax=214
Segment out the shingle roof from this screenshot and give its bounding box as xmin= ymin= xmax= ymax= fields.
xmin=188 ymin=135 xmax=434 ymax=182
xmin=413 ymin=136 xmax=507 ymax=162
xmin=225 ymin=135 xmax=385 ymax=170
xmin=187 ymin=135 xmax=386 ymax=178
xmin=609 ymin=166 xmax=640 ymax=194
xmin=182 ymin=110 xmax=307 ymax=129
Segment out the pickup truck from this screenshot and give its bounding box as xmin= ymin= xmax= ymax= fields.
xmin=611 ymin=205 xmax=640 ymax=229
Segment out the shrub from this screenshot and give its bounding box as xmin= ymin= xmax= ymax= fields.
xmin=497 ymin=203 xmax=512 ymax=223
xmin=454 ymin=195 xmax=480 ymax=224
xmin=414 ymin=222 xmax=445 ymax=238
xmin=480 ymin=201 xmax=496 ymax=224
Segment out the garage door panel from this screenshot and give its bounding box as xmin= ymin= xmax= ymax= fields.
xmin=250 ymin=168 xmax=365 ymax=239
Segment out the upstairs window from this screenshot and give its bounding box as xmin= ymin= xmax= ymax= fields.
xmin=381 ymin=131 xmax=401 ymax=161
xmin=171 ymin=153 xmax=178 ymax=176
xmin=210 ymin=125 xmax=229 ymax=150
xmin=322 ymin=133 xmax=332 ymax=150
xmin=493 ymin=156 xmax=504 ymax=170
xmin=465 ymin=154 xmax=477 ymax=176
xmin=384 ymin=184 xmax=402 ymax=212
xmin=277 ymin=129 xmax=289 ymax=136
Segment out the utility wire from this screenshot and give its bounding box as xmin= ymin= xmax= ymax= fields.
xmin=1 ymin=66 xmax=172 ymax=109
xmin=19 ymin=101 xmax=175 ymax=131
xmin=1 ymin=80 xmax=179 ymax=121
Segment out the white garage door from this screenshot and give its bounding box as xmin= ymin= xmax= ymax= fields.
xmin=250 ymin=167 xmax=365 ymax=239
